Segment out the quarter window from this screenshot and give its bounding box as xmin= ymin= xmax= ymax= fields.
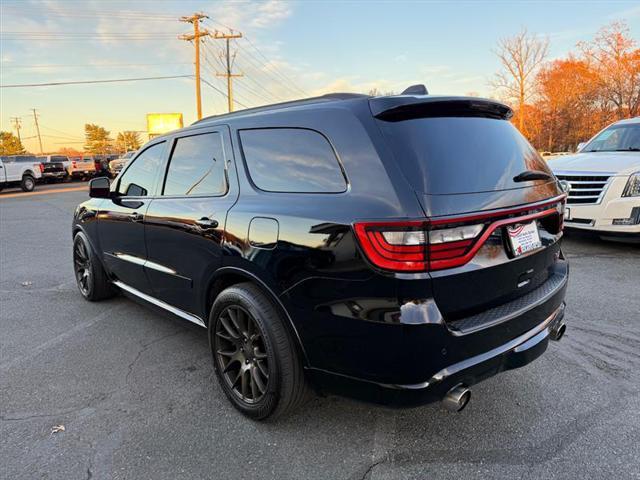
xmin=163 ymin=132 xmax=227 ymax=196
xmin=117 ymin=142 xmax=165 ymax=197
xmin=239 ymin=128 xmax=347 ymax=193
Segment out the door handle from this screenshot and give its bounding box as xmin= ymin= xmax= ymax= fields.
xmin=195 ymin=217 xmax=219 ymax=229
xmin=129 ymin=212 xmax=143 ymax=222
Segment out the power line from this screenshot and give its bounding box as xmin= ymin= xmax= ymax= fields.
xmin=1 ymin=31 xmax=180 ymax=36
xmin=242 ymin=36 xmax=309 ymax=97
xmin=39 ymin=125 xmax=84 ymax=140
xmin=2 ymin=62 xmax=192 ymax=69
xmin=231 ymin=58 xmax=291 ymax=103
xmin=0 ymin=75 xmax=192 ymax=88
xmin=201 ymin=43 xmax=274 ymax=105
xmin=1 ymin=7 xmax=179 ymax=21
xmin=200 ymin=78 xmax=249 ymax=109
xmin=230 ymin=40 xmax=305 ymax=99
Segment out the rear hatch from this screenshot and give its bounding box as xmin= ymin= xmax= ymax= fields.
xmin=371 ymin=96 xmax=565 ymax=320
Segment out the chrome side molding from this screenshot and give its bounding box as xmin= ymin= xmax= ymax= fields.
xmin=112 ymin=252 xmax=180 ymax=276
xmin=113 ymin=280 xmax=206 ymax=328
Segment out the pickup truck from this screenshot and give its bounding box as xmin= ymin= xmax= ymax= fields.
xmin=108 ymin=150 xmax=136 ymax=177
xmin=0 ymin=155 xmax=43 ymax=192
xmin=67 ymin=156 xmax=96 ymax=179
xmin=38 ymin=155 xmax=70 ymax=182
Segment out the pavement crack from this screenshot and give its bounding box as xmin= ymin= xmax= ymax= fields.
xmin=354 ymin=456 xmax=389 ymax=480
xmin=1 ymin=403 xmax=94 ymax=422
xmin=125 ymin=329 xmax=184 ymax=384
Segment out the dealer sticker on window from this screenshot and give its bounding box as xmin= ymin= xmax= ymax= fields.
xmin=507 ymin=221 xmax=542 ymax=256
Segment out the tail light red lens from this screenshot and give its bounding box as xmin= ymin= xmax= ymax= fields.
xmin=354 ymin=222 xmax=483 ymax=272
xmin=39 ymin=164 xmax=44 ymax=173
xmin=353 ymin=221 xmax=428 ymax=272
xmin=353 ymin=195 xmax=567 ymax=273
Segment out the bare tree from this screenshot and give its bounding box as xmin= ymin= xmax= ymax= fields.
xmin=368 ymin=88 xmax=395 ymax=97
xmin=491 ymin=29 xmax=549 ymax=133
xmin=579 ymin=21 xmax=640 ymax=118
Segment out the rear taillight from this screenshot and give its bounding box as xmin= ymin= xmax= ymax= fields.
xmin=72 ymin=161 xmax=77 ymax=167
xmin=427 ymin=224 xmax=484 ymax=269
xmin=353 ymin=195 xmax=566 ymax=273
xmin=39 ymin=164 xmax=44 ymax=173
xmin=353 ymin=221 xmax=428 ymax=272
xmin=354 ymin=222 xmax=484 ymax=272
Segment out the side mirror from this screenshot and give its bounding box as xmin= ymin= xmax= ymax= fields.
xmin=577 ymin=142 xmax=586 ymax=152
xmin=89 ymin=176 xmax=111 ymax=198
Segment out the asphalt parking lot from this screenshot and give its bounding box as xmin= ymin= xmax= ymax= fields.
xmin=1 ymin=188 xmax=639 ymax=480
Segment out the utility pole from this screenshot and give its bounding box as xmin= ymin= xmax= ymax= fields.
xmin=179 ymin=13 xmax=209 ymax=120
xmin=212 ymin=30 xmax=243 ymax=112
xmin=10 ymin=117 xmax=22 ymax=143
xmin=31 ymin=109 xmax=43 ymax=154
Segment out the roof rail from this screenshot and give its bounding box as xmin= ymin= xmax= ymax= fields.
xmin=192 ymin=92 xmax=369 ymax=125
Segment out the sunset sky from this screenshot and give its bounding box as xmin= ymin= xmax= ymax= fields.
xmin=1 ymin=0 xmax=639 ymax=153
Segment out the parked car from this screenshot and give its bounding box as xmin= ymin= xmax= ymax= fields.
xmin=0 ymin=155 xmax=43 ymax=192
xmin=108 ymin=151 xmax=136 ymax=177
xmin=67 ymin=156 xmax=96 ymax=179
xmin=72 ymin=89 xmax=568 ymax=419
xmin=38 ymin=155 xmax=70 ymax=182
xmin=549 ymin=117 xmax=640 ymax=242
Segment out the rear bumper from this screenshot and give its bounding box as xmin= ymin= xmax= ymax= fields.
xmin=308 ymin=303 xmax=565 ymax=407
xmin=303 ymin=257 xmax=568 ymax=407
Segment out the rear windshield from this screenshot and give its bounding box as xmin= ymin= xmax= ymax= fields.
xmin=377 ymin=117 xmax=551 ymax=194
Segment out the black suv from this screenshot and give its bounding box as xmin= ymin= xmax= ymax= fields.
xmin=73 ymin=89 xmax=568 ymax=419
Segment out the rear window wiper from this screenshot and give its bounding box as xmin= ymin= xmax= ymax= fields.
xmin=513 ymin=170 xmax=552 ymax=182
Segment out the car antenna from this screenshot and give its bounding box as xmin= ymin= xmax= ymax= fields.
xmin=401 ymin=84 xmax=428 ymax=95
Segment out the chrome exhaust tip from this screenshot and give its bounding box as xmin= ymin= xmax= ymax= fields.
xmin=442 ymin=384 xmax=471 ymax=412
xmin=550 ymin=322 xmax=566 ymax=341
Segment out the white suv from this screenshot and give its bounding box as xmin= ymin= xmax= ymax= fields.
xmin=549 ymin=117 xmax=640 ymax=241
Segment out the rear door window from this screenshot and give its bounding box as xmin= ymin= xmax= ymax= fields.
xmin=378 ymin=117 xmax=551 ymax=194
xmin=239 ymin=128 xmax=347 ymax=193
xmin=163 ymin=132 xmax=226 ymax=196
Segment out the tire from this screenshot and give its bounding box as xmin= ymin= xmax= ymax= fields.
xmin=209 ymin=283 xmax=308 ymax=420
xmin=20 ymin=174 xmax=36 ymax=192
xmin=72 ymin=231 xmax=117 ymax=301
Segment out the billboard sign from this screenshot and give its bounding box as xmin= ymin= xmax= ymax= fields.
xmin=146 ymin=113 xmax=184 ymax=137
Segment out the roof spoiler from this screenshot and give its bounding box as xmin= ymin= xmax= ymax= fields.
xmin=370 ymin=96 xmax=513 ymax=122
xmin=401 ymin=84 xmax=428 ymax=95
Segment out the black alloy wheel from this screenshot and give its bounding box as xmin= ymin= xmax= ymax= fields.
xmin=215 ymin=305 xmax=270 ymax=403
xmin=209 ymin=283 xmax=308 ymax=419
xmin=72 ymin=232 xmax=116 ymax=301
xmin=73 ymin=235 xmax=93 ymax=297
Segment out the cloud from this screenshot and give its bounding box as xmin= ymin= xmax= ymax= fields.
xmin=607 ymin=4 xmax=640 ymax=20
xmin=420 ymin=65 xmax=452 ymax=76
xmin=209 ymin=0 xmax=292 ymax=30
